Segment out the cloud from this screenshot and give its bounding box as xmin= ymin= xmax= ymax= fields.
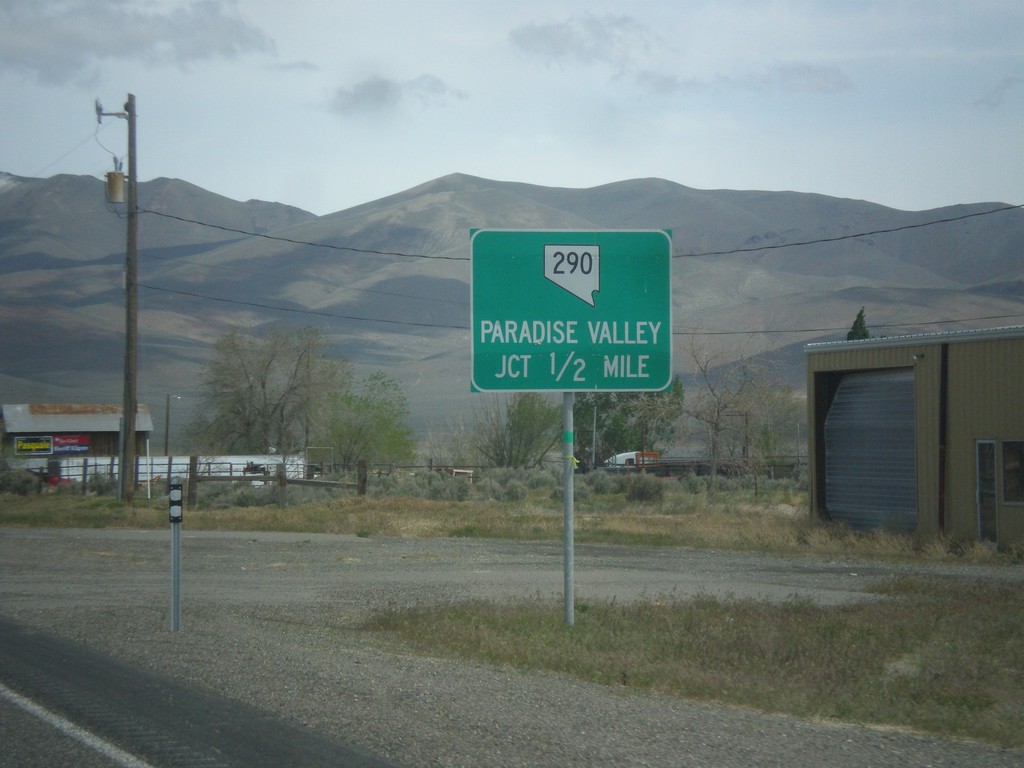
xmin=632 ymin=71 xmax=705 ymax=96
xmin=330 ymin=74 xmax=465 ymax=117
xmin=718 ymin=62 xmax=854 ymax=95
xmin=509 ymin=13 xmax=662 ymax=71
xmin=509 ymin=13 xmax=852 ymax=101
xmin=766 ymin=62 xmax=855 ymax=94
xmin=630 ymin=61 xmax=853 ymax=100
xmin=0 ymin=0 xmax=274 ymax=85
xmin=270 ymin=60 xmax=319 ymax=73
xmin=974 ymin=76 xmax=1024 ymax=108
xmin=331 ymin=75 xmax=403 ymax=115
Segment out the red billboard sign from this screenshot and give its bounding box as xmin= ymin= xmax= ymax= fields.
xmin=54 ymin=435 xmax=91 ymax=454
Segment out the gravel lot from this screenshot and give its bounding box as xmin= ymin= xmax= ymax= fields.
xmin=2 ymin=527 xmax=1022 ymax=767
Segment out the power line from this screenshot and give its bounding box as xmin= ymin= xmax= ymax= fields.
xmin=133 ymin=196 xmax=1024 ymax=337
xmin=139 ymin=208 xmax=466 ymax=260
xmin=675 ymin=312 xmax=1024 ymax=337
xmin=675 ymin=203 xmax=1024 ymax=258
xmin=141 ymin=282 xmax=1024 ymax=338
xmin=26 ymin=122 xmax=119 ymax=178
xmin=141 ymin=247 xmax=469 ymax=307
xmin=139 ymin=283 xmax=470 ymax=331
xmin=140 ymin=201 xmax=1024 ymax=262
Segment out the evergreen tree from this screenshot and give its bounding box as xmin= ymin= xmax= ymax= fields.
xmin=847 ymin=307 xmax=870 ymax=340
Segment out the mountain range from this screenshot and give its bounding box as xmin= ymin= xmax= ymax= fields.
xmin=1 ymin=170 xmax=1022 ymax=447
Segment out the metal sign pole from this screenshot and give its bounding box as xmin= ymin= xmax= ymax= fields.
xmin=168 ymin=482 xmax=183 ymax=631
xmin=563 ymin=392 xmax=575 ymax=626
xmin=469 ymin=230 xmax=672 ymax=626
xmin=170 ymin=522 xmax=181 ymax=631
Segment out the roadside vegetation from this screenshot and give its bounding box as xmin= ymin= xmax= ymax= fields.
xmin=1 ymin=468 xmax=1021 ymax=748
xmin=0 ymin=467 xmax=1014 ymax=564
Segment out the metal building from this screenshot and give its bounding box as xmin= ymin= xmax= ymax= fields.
xmin=1 ymin=403 xmax=153 ymax=458
xmin=806 ymin=327 xmax=1024 ymax=546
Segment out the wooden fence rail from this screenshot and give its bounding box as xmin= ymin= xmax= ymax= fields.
xmin=186 ymin=458 xmax=366 ymax=509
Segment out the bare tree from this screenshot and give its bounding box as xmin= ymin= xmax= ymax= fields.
xmin=683 ymin=338 xmax=767 ymax=491
xmin=623 ymin=377 xmax=685 ymax=452
xmin=747 ymin=384 xmax=802 ymax=475
xmin=471 ymin=393 xmax=560 ymax=468
xmin=189 ymin=326 xmax=347 ymax=454
xmin=574 ymin=378 xmax=684 ymax=466
xmin=423 ymin=418 xmax=477 ymax=468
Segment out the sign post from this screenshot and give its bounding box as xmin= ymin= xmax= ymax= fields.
xmin=168 ymin=482 xmax=183 ymax=631
xmin=562 ymin=392 xmax=575 ymax=625
xmin=471 ymin=230 xmax=672 ymax=624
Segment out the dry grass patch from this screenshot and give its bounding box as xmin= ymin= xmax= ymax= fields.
xmin=365 ymin=576 xmax=1024 ymax=747
xmin=2 ymin=485 xmax=1018 ymax=565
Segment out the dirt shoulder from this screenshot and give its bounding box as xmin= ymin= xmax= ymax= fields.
xmin=2 ymin=528 xmax=1021 ymax=767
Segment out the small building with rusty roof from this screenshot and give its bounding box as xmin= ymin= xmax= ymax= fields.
xmin=1 ymin=403 xmax=153 ymax=458
xmin=806 ymin=326 xmax=1024 ymax=547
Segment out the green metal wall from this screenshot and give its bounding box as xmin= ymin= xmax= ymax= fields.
xmin=944 ymin=337 xmax=1024 ymax=544
xmin=808 ymin=330 xmax=1024 ymax=546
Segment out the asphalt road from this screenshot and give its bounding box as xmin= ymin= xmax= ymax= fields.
xmin=1 ymin=527 xmax=1022 ymax=767
xmin=0 ymin=614 xmax=397 ymax=767
xmin=0 ymin=691 xmax=124 ymax=768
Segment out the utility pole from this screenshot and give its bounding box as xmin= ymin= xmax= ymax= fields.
xmin=163 ymin=393 xmax=181 ymax=456
xmin=98 ymin=94 xmax=138 ymax=503
xmin=123 ymin=94 xmax=138 ymax=503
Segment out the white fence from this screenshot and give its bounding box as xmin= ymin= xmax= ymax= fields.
xmin=13 ymin=454 xmax=307 ymax=485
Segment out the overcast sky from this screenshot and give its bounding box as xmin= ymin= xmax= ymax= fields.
xmin=1 ymin=0 xmax=1021 ymax=216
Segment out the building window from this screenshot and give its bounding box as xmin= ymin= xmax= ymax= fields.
xmin=1004 ymin=441 xmax=1024 ymax=503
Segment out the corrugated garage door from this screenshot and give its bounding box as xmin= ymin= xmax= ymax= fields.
xmin=824 ymin=369 xmax=917 ymax=532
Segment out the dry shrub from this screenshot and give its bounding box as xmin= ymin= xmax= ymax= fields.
xmin=624 ymin=473 xmax=664 ymax=502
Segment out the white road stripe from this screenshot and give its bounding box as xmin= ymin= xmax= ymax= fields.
xmin=0 ymin=681 xmax=158 ymax=768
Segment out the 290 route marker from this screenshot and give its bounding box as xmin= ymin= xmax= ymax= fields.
xmin=471 ymin=229 xmax=672 ymax=392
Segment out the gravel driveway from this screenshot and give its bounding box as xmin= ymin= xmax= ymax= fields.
xmin=1 ymin=527 xmax=1022 ymax=767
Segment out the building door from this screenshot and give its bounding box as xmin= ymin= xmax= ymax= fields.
xmin=824 ymin=369 xmax=917 ymax=531
xmin=976 ymin=440 xmax=998 ymax=542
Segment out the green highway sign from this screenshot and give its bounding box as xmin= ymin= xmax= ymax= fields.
xmin=471 ymin=229 xmax=672 ymax=392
